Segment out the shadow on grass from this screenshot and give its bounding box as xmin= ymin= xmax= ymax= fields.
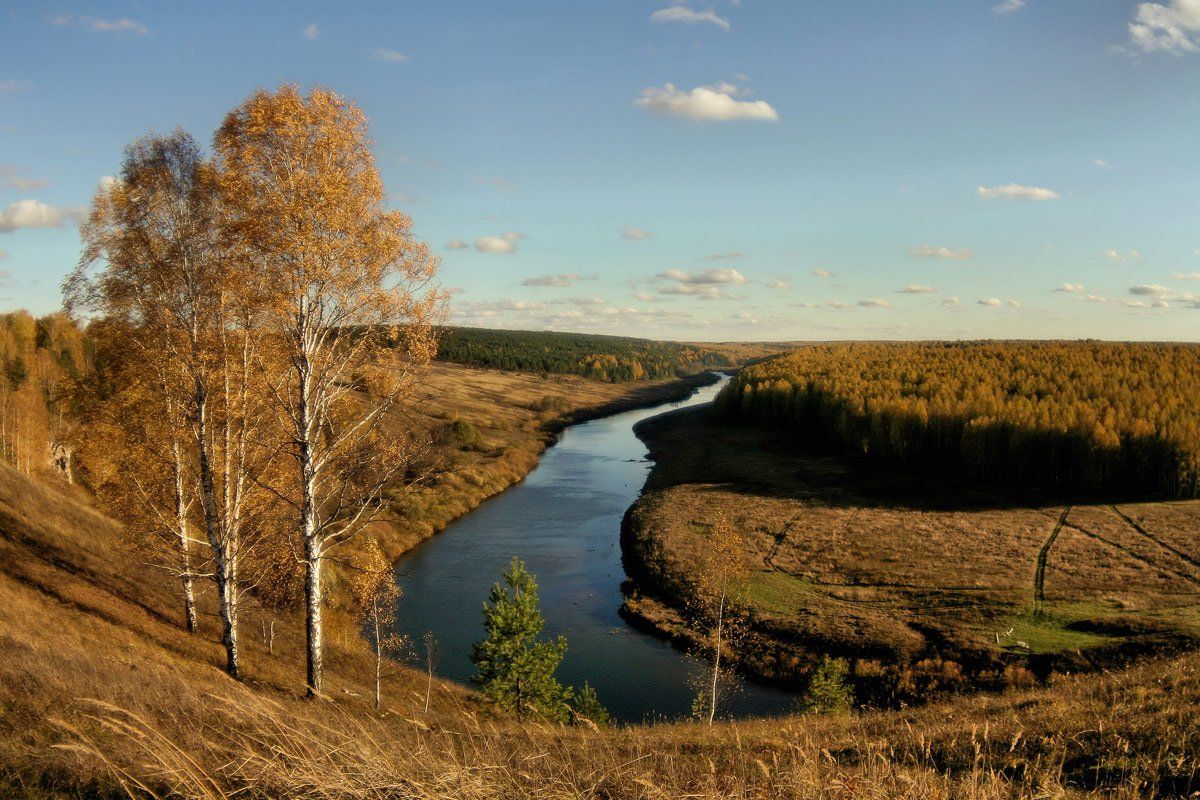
xmin=635 ymin=405 xmax=1184 ymax=513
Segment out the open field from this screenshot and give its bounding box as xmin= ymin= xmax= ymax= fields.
xmin=623 ymin=404 xmax=1200 ymax=704
xmin=3 ymin=458 xmax=1200 ymax=798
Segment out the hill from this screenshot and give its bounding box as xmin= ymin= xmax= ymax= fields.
xmin=3 ymin=457 xmax=1200 ymax=798
xmin=434 ymin=326 xmax=784 ymax=382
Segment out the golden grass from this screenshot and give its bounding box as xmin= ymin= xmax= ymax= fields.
xmin=624 ymin=406 xmax=1200 ymax=689
xmin=2 ymin=364 xmax=1198 ymax=798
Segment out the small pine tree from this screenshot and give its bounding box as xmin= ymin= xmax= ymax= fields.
xmin=471 ymin=557 xmax=572 ymax=723
xmin=797 ymin=656 xmax=854 ymax=715
xmin=571 ymin=682 xmax=611 ymax=728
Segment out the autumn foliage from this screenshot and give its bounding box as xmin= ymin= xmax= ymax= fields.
xmin=717 ymin=341 xmax=1200 ymax=498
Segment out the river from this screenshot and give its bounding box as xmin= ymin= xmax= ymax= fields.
xmin=391 ymin=375 xmax=798 ymax=723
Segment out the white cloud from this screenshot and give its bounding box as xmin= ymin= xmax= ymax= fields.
xmin=941 ymin=296 xmax=962 ymax=308
xmin=368 ymin=47 xmax=411 ymax=62
xmin=1105 ymin=249 xmax=1141 ymax=262
xmin=1126 ymin=285 xmax=1200 ymax=307
xmin=1094 ymin=159 xmax=1112 ymax=169
xmin=52 ymin=14 xmax=149 ymax=34
xmin=978 ymin=298 xmax=1002 ymax=307
xmin=1055 ymin=283 xmax=1085 ymax=292
xmin=1083 ymin=294 xmax=1109 ymax=303
xmin=304 ymin=23 xmax=320 ymax=39
xmin=1007 ymin=299 xmax=1022 ymax=308
xmin=650 ymin=5 xmax=730 ymax=29
xmin=620 ymin=226 xmax=651 ymax=240
xmin=910 ymin=244 xmax=972 ymax=260
xmin=977 ymin=183 xmax=1060 ymax=201
xmin=567 ymin=296 xmax=607 ymax=306
xmin=659 ymin=284 xmax=727 ymax=300
xmin=858 ymin=298 xmax=893 ymax=309
xmin=456 ymin=299 xmax=547 ymax=314
xmin=0 ymin=166 xmax=48 ymax=191
xmin=992 ymin=0 xmax=1026 ymax=14
xmin=634 ymin=291 xmax=670 ymax=303
xmin=522 ymin=273 xmax=596 ymax=287
xmin=1129 ymin=0 xmax=1200 ymax=54
xmin=1172 ymin=272 xmax=1200 ymax=280
xmin=764 ymin=278 xmax=790 ymax=290
xmin=898 ymin=284 xmax=937 ymax=294
xmin=0 ymin=80 xmax=32 ymax=95
xmin=0 ymin=199 xmax=84 ymax=233
xmin=811 ymin=268 xmax=833 ymax=278
xmin=474 ymin=232 xmax=524 ymax=254
xmin=659 ymin=267 xmax=748 ymax=285
xmin=444 ymin=239 xmax=469 ymax=250
xmin=636 ymin=82 xmax=779 ymax=122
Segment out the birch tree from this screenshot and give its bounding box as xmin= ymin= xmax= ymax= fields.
xmin=66 ymin=129 xmax=264 ymax=678
xmin=214 ymin=85 xmax=443 ymax=697
xmin=72 ymin=326 xmax=203 ymax=633
xmin=692 ymin=510 xmax=748 ymax=725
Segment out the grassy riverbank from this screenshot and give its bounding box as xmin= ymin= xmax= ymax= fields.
xmin=318 ymin=364 xmax=717 ymax=617
xmin=622 ymin=403 xmax=1200 ymax=705
xmin=4 ymin=456 xmax=1200 ymax=798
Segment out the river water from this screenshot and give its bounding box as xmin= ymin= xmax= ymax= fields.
xmin=391 ymin=376 xmax=798 ymax=723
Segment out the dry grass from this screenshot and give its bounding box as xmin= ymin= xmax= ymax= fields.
xmin=2 ymin=364 xmax=1198 ymax=798
xmin=44 ymin=652 xmax=1200 ymax=799
xmin=624 ymin=406 xmax=1200 ymax=691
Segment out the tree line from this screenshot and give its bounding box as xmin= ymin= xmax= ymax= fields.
xmin=64 ymin=85 xmax=444 ymax=697
xmin=436 ymin=326 xmax=732 ymax=382
xmin=716 ymin=341 xmax=1200 ymax=498
xmin=0 ymin=311 xmax=87 ymax=478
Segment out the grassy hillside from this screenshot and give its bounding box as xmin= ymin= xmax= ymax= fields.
xmin=624 ymin=403 xmax=1200 ymax=705
xmin=3 ymin=460 xmax=1200 ymax=798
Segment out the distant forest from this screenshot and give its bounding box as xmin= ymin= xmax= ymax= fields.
xmin=717 ymin=341 xmax=1200 ymax=498
xmin=435 ymin=327 xmax=733 ymax=382
xmin=0 ymin=311 xmax=88 ymax=476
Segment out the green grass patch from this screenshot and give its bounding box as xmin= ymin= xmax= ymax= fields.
xmin=1000 ymin=608 xmax=1114 ymax=654
xmin=739 ymin=571 xmax=819 ymax=618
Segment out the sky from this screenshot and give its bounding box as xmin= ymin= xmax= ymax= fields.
xmin=1 ymin=1 xmax=1199 ymax=342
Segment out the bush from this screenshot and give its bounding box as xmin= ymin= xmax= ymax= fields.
xmin=570 ymin=682 xmax=611 ymax=727
xmin=446 ymin=418 xmax=481 ymax=450
xmin=797 ymin=656 xmax=854 ymax=715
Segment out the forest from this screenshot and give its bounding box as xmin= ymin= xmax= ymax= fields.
xmin=0 ymin=310 xmax=87 ymax=478
xmin=717 ymin=341 xmax=1200 ymax=498
xmin=435 ymin=326 xmax=733 ymax=382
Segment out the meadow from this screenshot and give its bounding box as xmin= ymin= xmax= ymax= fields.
xmin=624 ymin=344 xmax=1200 ymax=707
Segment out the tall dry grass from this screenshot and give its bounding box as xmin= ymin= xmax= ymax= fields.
xmin=50 ymin=654 xmax=1200 ymax=800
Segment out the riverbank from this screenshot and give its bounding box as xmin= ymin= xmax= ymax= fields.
xmin=620 ymin=403 xmax=1200 ymax=707
xmin=322 ymin=366 xmax=720 ymax=620
xmin=4 ymin=383 xmax=1200 ymax=797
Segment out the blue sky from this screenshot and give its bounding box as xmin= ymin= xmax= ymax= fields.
xmin=2 ymin=1 xmax=1199 ymax=341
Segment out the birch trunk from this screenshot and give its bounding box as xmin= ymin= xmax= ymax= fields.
xmin=708 ymin=583 xmax=725 ymax=725
xmin=195 ymin=377 xmax=240 ymax=679
xmin=172 ymin=441 xmax=198 ymax=633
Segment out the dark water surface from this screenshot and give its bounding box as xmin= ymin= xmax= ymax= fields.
xmin=392 ymin=376 xmax=798 ymax=723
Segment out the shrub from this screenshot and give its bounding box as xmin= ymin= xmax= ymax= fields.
xmin=797 ymin=656 xmax=854 ymax=715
